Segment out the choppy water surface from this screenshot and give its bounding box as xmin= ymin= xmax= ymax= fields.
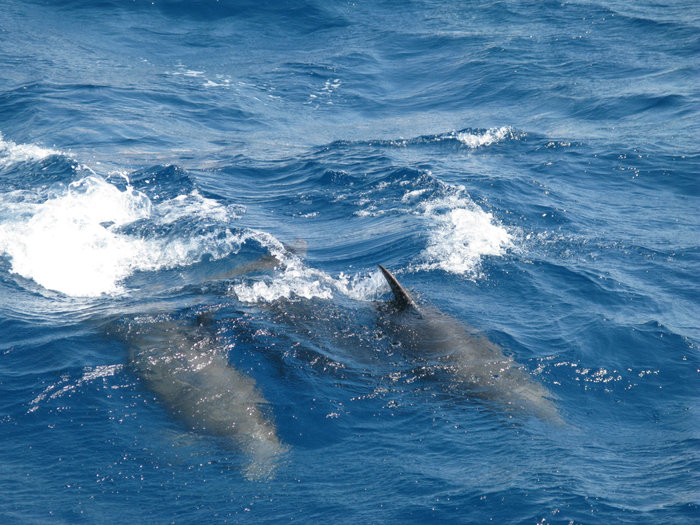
xmin=1 ymin=1 xmax=698 ymax=523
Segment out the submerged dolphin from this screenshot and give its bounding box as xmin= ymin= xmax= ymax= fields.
xmin=377 ymin=265 xmax=562 ymax=423
xmin=110 ymin=240 xmax=309 ymax=480
xmin=117 ymin=315 xmax=286 ymax=480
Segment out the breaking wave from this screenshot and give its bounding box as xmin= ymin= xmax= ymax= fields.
xmin=0 ymin=140 xmax=248 ymax=297
xmin=0 ymin=132 xmax=62 ymax=166
xmin=416 ymin=192 xmax=514 ymax=276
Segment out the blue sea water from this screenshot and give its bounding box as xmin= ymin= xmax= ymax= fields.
xmin=1 ymin=0 xmax=698 ymax=523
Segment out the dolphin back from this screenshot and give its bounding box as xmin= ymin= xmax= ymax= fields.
xmin=376 ymin=265 xmax=564 ymax=425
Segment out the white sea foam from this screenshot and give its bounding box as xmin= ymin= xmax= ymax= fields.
xmin=0 ymin=174 xmax=248 ymax=297
xmin=354 ymin=173 xmax=514 ymax=277
xmin=230 ymin=258 xmax=386 ymax=304
xmin=416 ymin=190 xmax=513 ymax=277
xmin=333 ymin=270 xmax=388 ymax=302
xmin=455 ymin=126 xmax=515 ymax=149
xmin=0 ymin=176 xmax=150 ymax=296
xmin=0 ymin=132 xmax=62 ymax=166
xmin=231 ymin=262 xmax=334 ymax=303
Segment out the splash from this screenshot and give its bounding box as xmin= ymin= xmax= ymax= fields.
xmin=0 ymin=132 xmax=61 ymax=166
xmin=454 ymin=126 xmax=516 ymax=149
xmin=0 ymin=174 xmax=246 ymax=297
xmin=350 ymin=168 xmax=514 ymax=278
xmin=231 ymin=261 xmax=335 ymax=303
xmin=230 ymin=258 xmax=386 ymax=304
xmin=416 ymin=191 xmax=513 ymax=277
xmin=0 ymin=176 xmax=153 ymax=296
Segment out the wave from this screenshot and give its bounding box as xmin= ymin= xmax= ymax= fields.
xmin=415 ymin=192 xmax=514 ymax=277
xmin=0 ymin=130 xmax=516 ymax=301
xmin=449 ymin=126 xmax=519 ymax=149
xmin=0 ymin=156 xmax=385 ymax=302
xmin=0 ymin=132 xmax=62 ymax=167
xmin=48 ymin=0 xmax=349 ymax=32
xmin=346 ymin=167 xmax=514 ymax=278
xmin=347 ymin=126 xmax=521 ymax=151
xmin=0 ymin=147 xmax=250 ymax=297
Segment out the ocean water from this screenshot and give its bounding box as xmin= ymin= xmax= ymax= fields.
xmin=1 ymin=0 xmax=698 ymax=523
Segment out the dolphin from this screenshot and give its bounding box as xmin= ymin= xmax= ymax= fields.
xmin=116 ymin=314 xmax=286 ymax=480
xmin=109 ymin=239 xmax=310 ymax=480
xmin=377 ymin=265 xmax=562 ymax=423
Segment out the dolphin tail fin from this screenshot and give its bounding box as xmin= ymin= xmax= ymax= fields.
xmin=378 ymin=265 xmax=419 ymax=311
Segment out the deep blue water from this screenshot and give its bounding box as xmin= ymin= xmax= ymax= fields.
xmin=1 ymin=1 xmax=698 ymax=523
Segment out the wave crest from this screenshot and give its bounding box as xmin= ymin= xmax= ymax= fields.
xmin=0 ymin=133 xmax=62 ymax=167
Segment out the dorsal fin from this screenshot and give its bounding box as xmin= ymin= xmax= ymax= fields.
xmin=378 ymin=265 xmax=419 ymax=311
